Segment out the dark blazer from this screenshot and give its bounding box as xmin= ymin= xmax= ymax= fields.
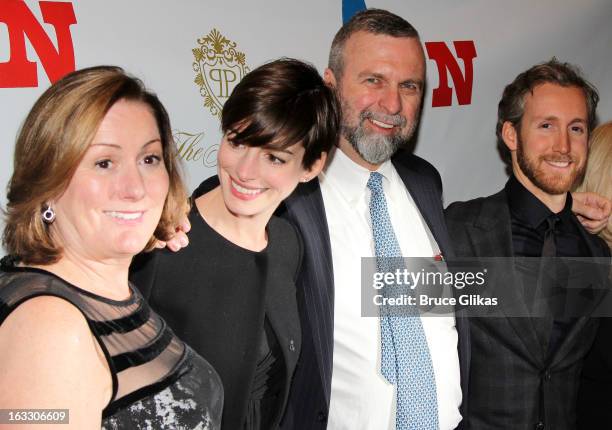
xmin=445 ymin=189 xmax=610 ymax=430
xmin=131 ymin=177 xmax=303 ymax=430
xmin=278 ymin=149 xmax=471 ymax=429
xmin=577 ymin=254 xmax=612 ymax=428
xmin=578 ymin=315 xmax=612 ymax=429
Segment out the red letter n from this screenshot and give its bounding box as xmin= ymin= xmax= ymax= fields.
xmin=425 ymin=41 xmax=477 ymax=107
xmin=0 ymin=0 xmax=77 ymax=88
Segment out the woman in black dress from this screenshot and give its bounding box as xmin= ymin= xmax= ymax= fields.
xmin=0 ymin=66 xmax=222 ymax=429
xmin=131 ymin=58 xmax=340 ymax=429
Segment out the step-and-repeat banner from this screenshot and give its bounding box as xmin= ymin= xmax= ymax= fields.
xmin=1 ymin=0 xmax=611 ymax=224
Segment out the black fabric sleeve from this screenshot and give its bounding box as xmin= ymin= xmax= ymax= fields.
xmin=130 ymin=251 xmax=161 ymax=302
xmin=289 ymin=222 xmax=304 ymax=284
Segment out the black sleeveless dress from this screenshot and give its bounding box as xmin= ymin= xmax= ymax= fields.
xmin=0 ymin=257 xmax=223 ymax=430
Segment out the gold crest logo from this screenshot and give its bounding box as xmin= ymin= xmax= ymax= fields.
xmin=193 ymin=28 xmax=250 ymax=118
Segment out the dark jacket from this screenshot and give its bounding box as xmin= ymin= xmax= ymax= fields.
xmin=445 ymin=188 xmax=610 ymax=430
xmin=278 ymin=149 xmax=471 ymax=429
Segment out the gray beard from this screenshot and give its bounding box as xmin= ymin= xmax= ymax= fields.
xmin=343 ymin=118 xmax=416 ymax=165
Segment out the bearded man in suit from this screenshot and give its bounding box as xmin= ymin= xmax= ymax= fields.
xmin=445 ymin=60 xmax=611 ymax=430
xmin=278 ymin=9 xmax=469 ymax=430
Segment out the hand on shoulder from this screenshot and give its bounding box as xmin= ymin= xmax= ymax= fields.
xmin=572 ymin=191 xmax=611 ymax=234
xmin=154 ymin=215 xmax=191 ymax=252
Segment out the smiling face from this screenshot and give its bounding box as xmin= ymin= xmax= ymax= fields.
xmin=217 ymin=134 xmax=323 ymax=221
xmin=504 ymin=83 xmax=589 ymax=198
xmin=325 ymin=31 xmax=425 ymax=169
xmin=50 ymin=100 xmax=169 ymax=261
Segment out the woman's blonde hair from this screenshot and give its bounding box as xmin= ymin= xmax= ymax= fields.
xmin=577 ymin=121 xmax=612 ymax=248
xmin=3 ymin=66 xmax=187 ymax=264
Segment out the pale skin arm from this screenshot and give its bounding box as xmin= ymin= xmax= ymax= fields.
xmin=0 ymin=296 xmax=112 ymax=430
xmin=572 ymin=191 xmax=612 ymax=234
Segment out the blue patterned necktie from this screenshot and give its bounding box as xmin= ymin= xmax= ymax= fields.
xmin=367 ymin=172 xmax=439 ymax=430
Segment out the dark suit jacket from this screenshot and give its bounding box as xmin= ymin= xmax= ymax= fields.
xmin=278 ymin=149 xmax=471 ymax=429
xmin=578 ymin=309 xmax=612 ymax=429
xmin=445 ymin=189 xmax=610 ymax=430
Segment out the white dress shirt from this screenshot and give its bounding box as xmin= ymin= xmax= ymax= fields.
xmin=321 ymin=148 xmax=462 ymax=430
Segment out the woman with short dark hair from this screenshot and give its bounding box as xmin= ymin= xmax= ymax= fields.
xmin=131 ymin=58 xmax=340 ymax=430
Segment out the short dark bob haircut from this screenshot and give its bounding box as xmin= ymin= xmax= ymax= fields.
xmin=221 ymin=58 xmax=341 ymax=169
xmin=3 ymin=66 xmax=187 ymax=264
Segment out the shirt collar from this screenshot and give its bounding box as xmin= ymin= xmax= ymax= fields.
xmin=320 ymin=147 xmax=395 ymax=207
xmin=505 ymin=174 xmax=574 ymax=229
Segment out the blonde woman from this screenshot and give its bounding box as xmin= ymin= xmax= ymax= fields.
xmin=576 ymin=121 xmax=612 ymax=249
xmin=577 ymin=120 xmax=612 ymax=429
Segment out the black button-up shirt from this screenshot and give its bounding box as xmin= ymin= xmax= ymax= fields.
xmin=505 ymin=175 xmax=591 ymax=356
xmin=505 ymin=175 xmax=590 ymax=259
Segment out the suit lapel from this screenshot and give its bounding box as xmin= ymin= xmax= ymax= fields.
xmin=549 ymin=220 xmax=610 ymax=368
xmin=281 ymin=179 xmax=335 ymax=402
xmin=391 ymin=155 xmax=453 ymax=259
xmin=470 ymin=191 xmax=547 ymax=366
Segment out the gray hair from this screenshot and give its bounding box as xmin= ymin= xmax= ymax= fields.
xmin=328 ymin=8 xmax=420 ymax=81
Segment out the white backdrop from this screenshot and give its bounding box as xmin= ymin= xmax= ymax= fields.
xmin=1 ymin=0 xmax=611 ymax=229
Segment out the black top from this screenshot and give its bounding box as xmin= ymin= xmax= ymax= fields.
xmin=506 ymin=175 xmax=592 ymax=355
xmin=505 ymin=175 xmax=591 ymax=258
xmin=0 ymin=257 xmax=223 ymax=430
xmin=130 ymin=198 xmax=302 ymax=430
xmin=247 ymin=318 xmax=285 ymax=429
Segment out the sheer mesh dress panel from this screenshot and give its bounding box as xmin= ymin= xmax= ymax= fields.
xmin=0 ymin=261 xmax=223 ymax=430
